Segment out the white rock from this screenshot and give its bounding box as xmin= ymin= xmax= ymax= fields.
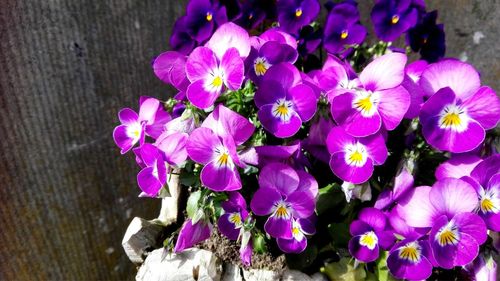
xmin=281 ymin=269 xmax=312 ymax=281
xmin=156 ymin=170 xmax=181 ymax=226
xmin=122 ymin=217 xmax=164 ymax=263
xmin=242 ymin=268 xmax=280 ymax=281
xmin=221 ymin=263 xmax=243 ymax=281
xmin=310 ymin=272 xmax=328 ymax=281
xmin=136 ymin=248 xmax=222 ymax=281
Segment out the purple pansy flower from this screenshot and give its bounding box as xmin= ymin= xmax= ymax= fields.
xmin=375 ymin=166 xmax=414 ymax=210
xmin=233 ymin=0 xmax=270 ymax=30
xmin=113 ymin=98 xmax=169 ymax=154
xmin=323 ymin=2 xmax=366 ymax=55
xmin=250 ymin=163 xmax=317 ymax=239
xmin=371 ymin=0 xmax=418 ymax=42
xmin=245 ymin=40 xmax=298 ymax=84
xmin=253 ymin=29 xmax=298 ymax=50
xmin=407 ymin=10 xmax=446 ymax=63
xmin=461 ymin=154 xmax=500 ymax=231
xmin=134 ymin=144 xmax=167 ymax=197
xmin=186 ymin=105 xmax=254 ymax=191
xmin=330 ymin=53 xmax=411 ymax=137
xmin=326 ymin=126 xmax=388 ymax=184
xmin=174 ymin=218 xmax=213 ymax=253
xmin=170 ymin=16 xmax=197 ymax=55
xmin=239 ymin=228 xmax=253 ymax=266
xmin=297 ymin=25 xmax=322 ymax=57
xmin=153 ymin=51 xmax=190 ymax=100
xmin=315 ymin=55 xmax=358 ymax=100
xmin=277 ymin=216 xmax=316 ymax=253
xmin=254 ymin=63 xmax=317 ymax=138
xmin=387 ymin=238 xmax=433 ymax=280
xmin=348 ymin=208 xmax=395 ymax=262
xmin=464 ymin=254 xmax=497 ymax=281
xmin=184 ymin=0 xmax=228 ymax=43
xmin=397 ymin=178 xmax=488 ymax=268
xmin=254 ymin=141 xmax=310 ymax=170
xmin=277 ymin=0 xmax=320 ymax=36
xmin=402 ymin=60 xmax=426 ymax=119
xmin=218 ymin=192 xmax=249 ymax=240
xmin=419 ymin=60 xmax=500 ymax=153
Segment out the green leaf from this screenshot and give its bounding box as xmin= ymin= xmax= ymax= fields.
xmin=180 ymin=172 xmax=199 ymax=187
xmin=327 ymin=222 xmax=351 ymax=248
xmin=252 ymin=233 xmax=267 ymax=254
xmin=321 ymin=257 xmax=367 ymax=281
xmin=375 ymin=251 xmax=397 ymax=281
xmin=186 ymin=191 xmax=202 ymax=219
xmin=316 ymin=183 xmax=344 ymax=214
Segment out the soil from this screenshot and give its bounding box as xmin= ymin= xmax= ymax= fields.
xmin=199 ymin=227 xmax=287 ymax=274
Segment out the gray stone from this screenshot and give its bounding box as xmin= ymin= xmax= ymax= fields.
xmin=242 ymin=268 xmax=281 ymax=281
xmin=310 ymin=272 xmax=329 ymax=281
xmin=136 ymin=248 xmax=222 ymax=281
xmin=281 ymin=269 xmax=312 ymax=281
xmin=122 ymin=217 xmax=164 ymax=263
xmin=221 ymin=263 xmax=243 ymax=281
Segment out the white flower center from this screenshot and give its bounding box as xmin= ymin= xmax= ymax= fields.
xmin=359 ymin=231 xmax=378 ymax=250
xmin=478 ymin=188 xmax=499 ymax=214
xmin=398 ymin=241 xmax=421 ymax=263
xmin=126 ymin=122 xmax=142 ymax=141
xmin=254 ymin=57 xmax=271 ymax=76
xmin=272 ymin=201 xmax=291 ymax=219
xmin=214 ymin=146 xmax=233 ymax=169
xmin=352 ymin=90 xmax=380 ymax=117
xmin=272 ymin=99 xmax=295 ymax=122
xmin=438 ymin=104 xmax=469 ymax=132
xmin=228 ymin=212 xmax=243 ymax=228
xmin=436 ymin=221 xmax=460 ymax=246
xmin=291 ymin=220 xmax=305 ymax=241
xmin=204 ymin=67 xmax=225 ymax=93
xmin=344 ymin=142 xmax=368 ymax=167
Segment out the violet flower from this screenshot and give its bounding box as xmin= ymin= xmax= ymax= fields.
xmin=218 ymin=192 xmax=249 ymax=240
xmin=326 ymin=126 xmax=388 ymax=184
xmin=397 ymin=178 xmax=488 ymax=268
xmin=323 ymin=2 xmax=366 ymax=55
xmin=174 ymin=218 xmax=213 ymax=253
xmin=170 ymin=16 xmax=197 ymax=55
xmin=419 ymin=60 xmax=500 ymax=153
xmin=277 ymin=216 xmax=316 ymax=253
xmin=387 ymin=238 xmax=433 ymax=280
xmin=435 ymin=153 xmax=482 ymax=180
xmin=316 ymin=54 xmax=358 ymax=100
xmin=254 ymin=63 xmax=317 ymax=138
xmin=184 ymin=0 xmax=228 ymax=43
xmin=461 ymin=154 xmax=500 ymax=231
xmin=113 ymin=98 xmax=170 ymax=154
xmin=134 ymin=144 xmax=167 ymax=197
xmin=348 ymin=208 xmax=395 ymax=262
xmin=277 ymin=0 xmax=320 ymax=36
xmin=297 ymin=25 xmax=322 ymax=57
xmin=302 ymin=116 xmax=336 ymax=164
xmin=239 ymin=228 xmax=253 ymax=266
xmin=407 ymin=10 xmax=446 ymax=63
xmin=371 ymin=0 xmax=418 ymax=42
xmin=402 ymin=60 xmax=426 ymax=119
xmin=186 ymin=105 xmax=254 ymax=191
xmin=253 ymin=29 xmax=298 ymax=50
xmin=250 ymin=163 xmax=317 ymax=239
xmin=330 ymin=53 xmax=411 ymax=137
xmin=153 ymin=51 xmax=190 ymax=100
xmin=233 ymin=0 xmax=270 ymax=30
xmin=254 ymin=141 xmax=310 ymax=170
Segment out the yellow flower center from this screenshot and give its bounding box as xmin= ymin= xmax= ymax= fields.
xmin=441 ymin=112 xmax=461 ymax=127
xmin=276 ymin=104 xmax=289 ymax=116
xmin=391 ymin=15 xmax=400 ymax=24
xmin=255 ymin=61 xmax=268 ymax=76
xmin=217 ymin=152 xmax=229 ymax=166
xmin=359 ymin=231 xmax=378 ymax=250
xmin=355 ymin=96 xmax=373 ymax=113
xmin=292 ymin=227 xmax=300 ymax=236
xmin=340 ymin=30 xmax=349 ymax=39
xmin=229 ymin=213 xmax=242 ymax=226
xmin=206 ymin=12 xmax=213 ymax=22
xmin=398 ymin=242 xmax=420 ymax=263
xmin=212 ymin=76 xmax=223 ymax=87
xmin=480 ymin=198 xmax=495 ymax=213
xmin=295 ymin=8 xmax=303 ymax=17
xmin=276 ymin=205 xmax=288 ymax=217
xmin=349 ymin=151 xmax=363 ymax=163
xmin=436 ymin=222 xmax=460 ymax=246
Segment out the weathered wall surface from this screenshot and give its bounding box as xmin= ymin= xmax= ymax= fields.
xmin=0 ymin=1 xmax=497 ymax=280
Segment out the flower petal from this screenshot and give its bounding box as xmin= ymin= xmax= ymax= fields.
xmin=186 ymin=79 xmax=221 ymax=109
xmin=331 ymin=92 xmax=382 ymax=137
xmin=287 ymin=191 xmax=315 ymax=218
xmin=250 ymin=187 xmax=282 ymax=216
xmin=258 ymin=104 xmax=302 ymax=138
xmin=265 ymin=216 xmax=292 ymax=239
xmin=202 ymin=105 xmax=255 ymax=145
xmin=118 ymin=108 xmax=138 ymax=125
xmin=329 ymin=151 xmax=374 ymax=184
xmin=277 ymin=237 xmax=307 ymax=253
xmin=218 ymin=214 xmax=241 ymax=240
xmin=377 ymin=86 xmax=411 ymax=130
xmin=462 ymin=86 xmax=500 ymax=130
xmin=206 ymin=22 xmax=251 ymax=59
xmin=359 ymin=132 xmax=388 ymax=165
xmin=287 ymin=84 xmax=317 ymax=122
xmin=396 ymin=185 xmax=438 ymax=228
xmin=137 ymin=166 xmax=162 ymax=197
xmin=326 ymin=125 xmax=356 ymax=154
xmin=221 ymin=48 xmax=244 ymax=90
xmin=348 ymin=235 xmax=380 ymax=262
xmin=185 ymin=46 xmax=218 ymax=82
xmin=201 ymin=161 xmax=241 ymax=191
xmin=429 ymin=178 xmax=478 ymax=217
xmin=295 ymin=170 xmax=319 ymax=198
xmin=259 ymin=163 xmax=299 ymax=196
xmin=186 ymin=127 xmax=221 ymax=164
xmin=435 ymin=153 xmax=482 ymax=180
xmin=155 ymin=132 xmax=188 ymax=166
xmin=359 ymin=207 xmax=387 ymax=232
xmin=359 ymin=53 xmax=407 ymax=91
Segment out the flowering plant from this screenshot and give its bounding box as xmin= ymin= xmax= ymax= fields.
xmin=114 ymin=0 xmax=499 ymax=279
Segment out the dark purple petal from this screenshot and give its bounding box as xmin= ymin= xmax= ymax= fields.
xmin=201 ymin=160 xmax=241 ymax=191
xmin=113 ymin=124 xmax=138 ymax=154
xmin=329 ymin=151 xmax=374 ymax=184
xmin=250 ymin=187 xmax=282 ymax=216
xmin=359 ymin=207 xmax=387 ymax=232
xmin=348 ymin=234 xmax=380 ymax=262
xmin=350 ymin=220 xmax=373 ymax=236
xmin=287 ymin=191 xmax=315 ymax=218
xmin=387 ymin=240 xmax=433 ymax=280
xmin=254 ymin=80 xmax=286 ymax=108
xmin=295 ymin=170 xmax=318 ymax=197
xmin=218 ymin=213 xmax=241 ymax=240
xmin=174 ymin=219 xmax=212 ymax=253
xmin=277 ymin=236 xmax=307 ymax=253
xmin=265 ymin=215 xmax=292 ymax=239
xmin=262 ymin=63 xmax=302 ymax=91
xmin=258 ymin=104 xmax=302 ymax=138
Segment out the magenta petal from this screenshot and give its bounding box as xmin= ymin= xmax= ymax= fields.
xmin=396 ymin=186 xmax=438 ymax=228
xmin=186 ymin=79 xmax=220 ymax=109
xmin=259 ymin=163 xmax=299 ymax=196
xmin=218 ymin=214 xmax=240 ymax=240
xmin=262 ymin=62 xmax=301 ymax=90
xmin=118 ymin=108 xmax=139 ymax=125
xmin=420 ymin=59 xmax=480 ymax=99
xmin=402 ymin=76 xmax=424 ymax=119
xmin=349 ymin=235 xmax=380 ymax=262
xmin=329 ymin=151 xmax=374 ymax=184
xmin=155 ymin=132 xmax=188 ymax=166
xmin=350 ymin=220 xmax=372 ymax=236
xmin=250 ymin=188 xmax=282 ymax=216
xmin=326 ymin=125 xmax=356 ymax=154
xmin=471 ymin=154 xmax=500 ymax=187
xmin=201 ymin=105 xmax=255 ymax=145
xmin=387 ymin=245 xmax=432 ymax=280
xmin=435 ymin=153 xmax=482 ymax=180
xmin=429 ymin=178 xmax=478 ymax=217
xmin=221 ymin=48 xmax=244 ymax=90
xmin=186 ymin=127 xmax=221 ymax=164
xmin=331 ymin=92 xmax=382 ymax=137
xmin=137 ymin=166 xmax=162 ymax=197
xmin=113 ymin=125 xmax=136 ymax=154
xmin=359 ymin=53 xmax=407 ymax=91
xmin=277 ymin=237 xmax=307 ymax=253
xmin=265 ymin=216 xmax=292 ymax=239
xmin=138 ymin=98 xmax=160 ymax=124
xmin=287 ymin=84 xmax=317 ymax=121
xmin=453 ymin=212 xmax=487 ymax=244
xmin=254 ymin=80 xmax=287 ymax=108
xmin=258 ymin=104 xmax=302 ymax=138
xmin=377 ymin=86 xmax=411 ymax=130
xmin=153 ymin=51 xmax=188 ymax=86
xmin=360 ymin=132 xmax=388 ymax=165
xmin=287 ymin=192 xmax=315 ymax=218
xmin=186 ymin=46 xmax=218 ymax=82
xmin=201 ymin=161 xmax=241 ymax=191
xmin=174 ymin=220 xmax=212 ymax=253
xmin=462 ymin=86 xmax=500 ymax=130
xmin=206 ymin=22 xmax=251 ymax=59
xmin=359 ymin=207 xmax=387 ymax=232
xmin=295 ymin=170 xmax=319 ymax=198
xmin=392 ymin=168 xmax=414 ymax=201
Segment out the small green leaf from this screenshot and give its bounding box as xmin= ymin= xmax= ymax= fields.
xmin=375 ymin=251 xmax=397 ymax=281
xmin=186 ymin=191 xmax=202 ymax=219
xmin=252 ymin=233 xmax=267 ymax=254
xmin=316 ymin=183 xmax=344 ymax=214
xmin=321 ymin=257 xmax=367 ymax=281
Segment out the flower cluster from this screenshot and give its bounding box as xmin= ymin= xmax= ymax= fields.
xmin=114 ymin=0 xmax=499 ymax=278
